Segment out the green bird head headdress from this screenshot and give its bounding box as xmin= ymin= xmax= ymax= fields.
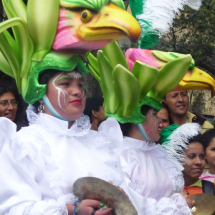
xmin=0 ymin=0 xmax=141 ymax=104
xmin=87 ymin=41 xmax=193 ymax=125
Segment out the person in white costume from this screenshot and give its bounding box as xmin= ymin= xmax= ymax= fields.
xmin=87 ymin=42 xmax=201 ymax=215
xmin=119 ymin=106 xmax=194 ymax=215
xmin=0 ymin=69 xmax=125 ymax=215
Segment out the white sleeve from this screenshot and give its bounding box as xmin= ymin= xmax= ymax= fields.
xmin=127 ymin=186 xmax=192 ymax=215
xmin=5 ymin=194 xmax=77 ymax=215
xmin=0 ymin=117 xmax=16 ymax=152
xmin=0 ymin=120 xmax=77 ymax=215
xmin=120 ymin=147 xmax=191 ymax=215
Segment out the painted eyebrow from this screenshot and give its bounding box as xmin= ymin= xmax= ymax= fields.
xmin=56 ymin=76 xmax=84 ymax=82
xmin=56 ymin=76 xmax=73 ymax=81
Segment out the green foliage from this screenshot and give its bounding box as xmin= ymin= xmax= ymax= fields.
xmin=157 ymin=0 xmax=215 ymax=75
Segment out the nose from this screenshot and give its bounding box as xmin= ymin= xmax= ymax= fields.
xmin=157 ymin=115 xmax=162 ymax=124
xmin=195 ymin=157 xmax=203 ymax=165
xmin=7 ymin=103 xmax=14 ymax=110
xmin=178 ymin=95 xmax=184 ymax=102
xmin=70 ymin=84 xmax=83 ymax=97
xmin=158 ymin=121 xmax=163 ymax=129
xmin=157 ymin=116 xmax=163 ymax=129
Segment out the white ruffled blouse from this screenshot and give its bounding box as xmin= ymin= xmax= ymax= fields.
xmin=0 ymin=113 xmax=192 ymax=215
xmin=0 ymin=113 xmax=124 ymax=215
xmin=121 ymin=137 xmax=192 ymax=215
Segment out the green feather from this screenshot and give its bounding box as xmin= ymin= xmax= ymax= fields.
xmin=60 ymin=0 xmax=125 ymax=10
xmin=129 ymin=0 xmax=159 ymax=48
xmin=159 ymin=124 xmax=180 ymax=144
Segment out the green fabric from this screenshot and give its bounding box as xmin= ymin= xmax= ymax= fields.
xmin=159 ymin=124 xmax=179 ymax=144
xmin=106 ymin=96 xmax=162 ymax=124
xmin=191 ymin=180 xmax=202 ymax=188
xmin=23 ymin=52 xmax=88 ymax=104
xmin=141 ymin=96 xmax=162 ymax=112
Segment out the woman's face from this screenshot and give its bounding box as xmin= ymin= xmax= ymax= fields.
xmin=205 ymin=137 xmax=215 ymax=172
xmin=0 ymin=91 xmax=18 ymax=121
xmin=45 ymin=71 xmax=86 ymax=121
xmin=142 ymin=109 xmax=161 ymax=141
xmin=157 ymin=108 xmax=170 ymax=132
xmin=183 ymin=142 xmax=205 ymax=184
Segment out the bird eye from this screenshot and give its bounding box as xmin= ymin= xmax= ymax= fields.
xmin=81 ymin=10 xmax=92 ymax=23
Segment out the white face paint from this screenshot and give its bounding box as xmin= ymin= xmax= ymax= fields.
xmin=67 ymin=72 xmax=82 ymax=79
xmin=52 ymin=72 xmax=68 ymax=112
xmin=150 ymin=109 xmax=159 ymax=130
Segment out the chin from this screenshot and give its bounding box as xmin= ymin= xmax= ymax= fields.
xmin=151 ymin=135 xmax=160 ymax=142
xmin=63 ymin=112 xmax=83 ymax=122
xmin=176 ymin=110 xmax=187 ymax=115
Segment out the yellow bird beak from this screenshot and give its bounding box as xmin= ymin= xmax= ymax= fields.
xmin=78 ymin=3 xmax=141 ymax=43
xmin=179 ymin=67 xmax=215 ymax=96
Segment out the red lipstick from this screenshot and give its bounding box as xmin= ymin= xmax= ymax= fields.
xmin=70 ymin=99 xmax=82 ymax=105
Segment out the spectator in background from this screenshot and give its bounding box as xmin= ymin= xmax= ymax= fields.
xmin=157 ymin=103 xmax=172 ymax=132
xmin=163 ymin=87 xmax=213 ymax=134
xmin=200 ymin=129 xmax=215 ymax=183
xmin=183 ymin=136 xmax=205 ymax=195
xmin=0 ymin=81 xmax=28 ymax=130
xmin=160 ymin=123 xmax=205 ymax=195
xmin=84 ymin=97 xmax=106 ymax=131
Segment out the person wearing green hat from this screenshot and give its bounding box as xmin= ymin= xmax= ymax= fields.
xmin=88 ymin=42 xmax=198 ymax=214
xmin=0 ymin=0 xmax=142 ymax=214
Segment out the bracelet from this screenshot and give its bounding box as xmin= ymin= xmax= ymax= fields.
xmin=73 ymin=201 xmax=80 ymax=215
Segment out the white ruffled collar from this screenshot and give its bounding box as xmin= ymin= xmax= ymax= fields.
xmin=123 ymin=136 xmax=156 ymax=151
xmin=27 ymin=109 xmax=91 ymax=137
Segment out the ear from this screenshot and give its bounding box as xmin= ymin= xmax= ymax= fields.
xmin=162 ymin=99 xmax=166 ymax=104
xmin=91 ymin=109 xmax=99 ymax=118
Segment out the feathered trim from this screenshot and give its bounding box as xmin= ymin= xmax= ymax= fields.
xmin=129 ymin=0 xmax=202 ymax=48
xmin=162 ymin=123 xmax=201 ymax=163
xmin=186 ymin=0 xmax=203 ymax=10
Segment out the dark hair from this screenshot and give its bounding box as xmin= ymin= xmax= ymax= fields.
xmin=162 ymin=102 xmax=174 ymax=125
xmin=0 ymin=80 xmax=28 ymax=130
xmin=84 ymin=97 xmax=104 ymax=122
xmin=200 ymin=129 xmax=215 ymax=151
xmin=119 ymin=105 xmax=152 ymax=136
xmin=188 ymin=134 xmax=204 ymax=146
xmin=32 ymin=69 xmax=62 ymax=113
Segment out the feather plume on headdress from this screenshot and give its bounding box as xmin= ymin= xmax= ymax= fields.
xmin=160 ymin=123 xmax=201 ymax=163
xmin=129 ymin=0 xmax=203 ymax=48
